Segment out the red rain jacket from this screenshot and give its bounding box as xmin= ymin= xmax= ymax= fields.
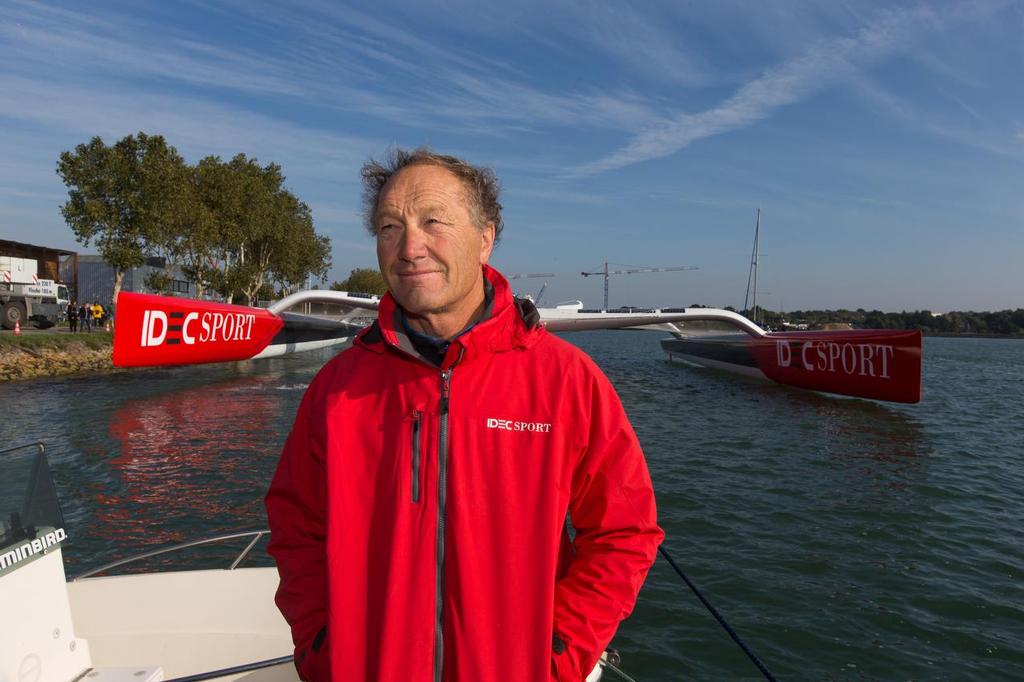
xmin=266 ymin=266 xmax=663 ymax=681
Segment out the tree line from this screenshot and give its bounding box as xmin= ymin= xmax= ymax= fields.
xmin=57 ymin=132 xmax=331 ymax=304
xmin=739 ymin=306 xmax=1024 ymax=335
xmin=330 ymin=268 xmax=387 ymax=295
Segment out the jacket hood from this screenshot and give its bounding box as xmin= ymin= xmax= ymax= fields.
xmin=355 ymin=265 xmax=545 ymax=365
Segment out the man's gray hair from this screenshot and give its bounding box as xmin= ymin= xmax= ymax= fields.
xmin=361 ymin=147 xmax=503 ymax=242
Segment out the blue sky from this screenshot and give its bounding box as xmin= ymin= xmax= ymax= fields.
xmin=1 ymin=0 xmax=1021 ymax=312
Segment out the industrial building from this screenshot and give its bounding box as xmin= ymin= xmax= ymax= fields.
xmin=0 ymin=239 xmax=77 ymax=283
xmin=0 ymin=239 xmax=198 ymax=305
xmin=75 ymin=255 xmax=197 ymax=304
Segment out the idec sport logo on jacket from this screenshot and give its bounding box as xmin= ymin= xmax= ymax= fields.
xmin=486 ymin=417 xmax=552 ymax=433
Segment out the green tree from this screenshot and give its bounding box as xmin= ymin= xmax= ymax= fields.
xmin=57 ymin=132 xmax=185 ymax=302
xmin=192 ymin=156 xmax=244 ymax=301
xmin=60 ymin=135 xmax=331 ymax=304
xmin=265 ymin=193 xmax=331 ymax=296
xmin=136 ymin=147 xmax=219 ymax=298
xmin=196 ymin=154 xmax=331 ymax=304
xmin=143 ymin=269 xmax=174 ymax=295
xmin=331 ymin=268 xmax=387 ymax=295
xmin=145 ymin=162 xmax=221 ymax=299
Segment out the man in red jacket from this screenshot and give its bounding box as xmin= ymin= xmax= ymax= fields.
xmin=266 ymin=148 xmax=663 ymax=681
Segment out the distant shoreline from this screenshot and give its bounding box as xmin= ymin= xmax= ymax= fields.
xmin=0 ymin=327 xmax=1020 ymax=382
xmin=923 ymin=332 xmax=1024 ymax=340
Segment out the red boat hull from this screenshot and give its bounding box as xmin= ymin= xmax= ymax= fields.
xmin=663 ymin=329 xmax=922 ymax=403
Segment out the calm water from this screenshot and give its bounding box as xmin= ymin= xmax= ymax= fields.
xmin=2 ymin=334 xmax=1022 ymax=680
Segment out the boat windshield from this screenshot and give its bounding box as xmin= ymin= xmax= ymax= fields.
xmin=0 ymin=444 xmax=65 ymax=575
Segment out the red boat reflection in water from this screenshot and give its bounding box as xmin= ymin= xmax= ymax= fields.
xmin=94 ymin=374 xmax=296 ymax=558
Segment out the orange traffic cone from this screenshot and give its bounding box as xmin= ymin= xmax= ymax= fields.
xmin=13 ymin=320 xmax=21 ymax=336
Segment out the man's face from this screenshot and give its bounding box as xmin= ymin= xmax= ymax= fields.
xmin=375 ymin=164 xmax=495 ymax=318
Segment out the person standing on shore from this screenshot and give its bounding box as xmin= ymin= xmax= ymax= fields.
xmin=67 ymin=301 xmax=78 ymax=333
xmin=266 ymin=148 xmax=663 ymax=682
xmin=92 ymin=301 xmax=104 ymax=329
xmin=80 ymin=302 xmax=91 ymax=333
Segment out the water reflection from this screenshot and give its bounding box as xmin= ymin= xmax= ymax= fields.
xmin=92 ymin=373 xmax=293 ymax=552
xmin=782 ymin=389 xmax=928 ymax=459
xmin=764 ymin=387 xmax=931 ymax=513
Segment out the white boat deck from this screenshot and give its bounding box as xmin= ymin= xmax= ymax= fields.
xmin=68 ymin=567 xmax=297 ymax=681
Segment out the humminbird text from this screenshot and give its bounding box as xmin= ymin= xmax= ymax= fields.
xmin=0 ymin=528 xmax=67 ymax=570
xmin=776 ymin=340 xmax=896 ymax=378
xmin=141 ymin=310 xmax=256 ymax=347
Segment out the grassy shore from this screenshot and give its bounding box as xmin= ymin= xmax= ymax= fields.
xmin=0 ymin=332 xmax=116 ymax=381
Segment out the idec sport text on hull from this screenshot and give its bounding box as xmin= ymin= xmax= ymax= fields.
xmin=141 ymin=309 xmax=256 ymax=347
xmin=775 ymin=339 xmax=896 ymax=378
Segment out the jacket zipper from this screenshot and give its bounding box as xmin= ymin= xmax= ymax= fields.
xmin=433 ymin=343 xmax=464 ymax=682
xmin=434 ymin=367 xmax=452 ymax=682
xmin=411 ymin=410 xmax=421 ymax=503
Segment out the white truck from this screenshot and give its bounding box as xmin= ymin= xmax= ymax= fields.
xmin=0 ymin=256 xmax=70 ymax=330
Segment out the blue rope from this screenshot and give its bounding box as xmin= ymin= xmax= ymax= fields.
xmin=658 ymin=544 xmax=778 ymax=681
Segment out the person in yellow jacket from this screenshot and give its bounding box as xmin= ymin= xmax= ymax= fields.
xmin=92 ymin=302 xmax=105 ymax=327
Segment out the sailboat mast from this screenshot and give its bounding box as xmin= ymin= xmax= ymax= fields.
xmin=743 ymin=209 xmax=761 ymax=324
xmin=752 ymin=208 xmax=760 ymax=325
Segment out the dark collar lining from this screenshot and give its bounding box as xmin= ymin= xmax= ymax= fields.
xmin=397 ymin=279 xmax=495 ymax=367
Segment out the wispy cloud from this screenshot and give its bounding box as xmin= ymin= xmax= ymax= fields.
xmin=2 ymin=0 xmax=669 ymax=143
xmin=571 ymin=5 xmax=940 ymax=176
xmin=852 ymin=75 xmax=1024 ymax=161
xmin=557 ymin=1 xmax=711 ymax=87
xmin=2 ymin=4 xmax=304 ymax=96
xmin=0 ymin=76 xmax=376 ymax=168
xmin=252 ymin=2 xmax=666 ymax=134
xmin=283 ymin=0 xmax=713 ymax=87
xmin=437 ymin=74 xmax=659 ymax=131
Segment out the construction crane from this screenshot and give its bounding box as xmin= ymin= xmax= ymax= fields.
xmin=580 ymin=262 xmax=698 ymax=311
xmin=506 ymin=272 xmax=555 ymax=280
xmin=506 ymin=272 xmax=555 ymax=305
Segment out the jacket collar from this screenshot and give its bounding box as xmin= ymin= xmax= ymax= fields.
xmin=356 ymin=265 xmax=543 ymax=366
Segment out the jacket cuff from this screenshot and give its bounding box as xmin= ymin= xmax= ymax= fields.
xmin=550 ymin=634 xmax=579 ymax=681
xmin=295 ymin=626 xmax=330 ymax=681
